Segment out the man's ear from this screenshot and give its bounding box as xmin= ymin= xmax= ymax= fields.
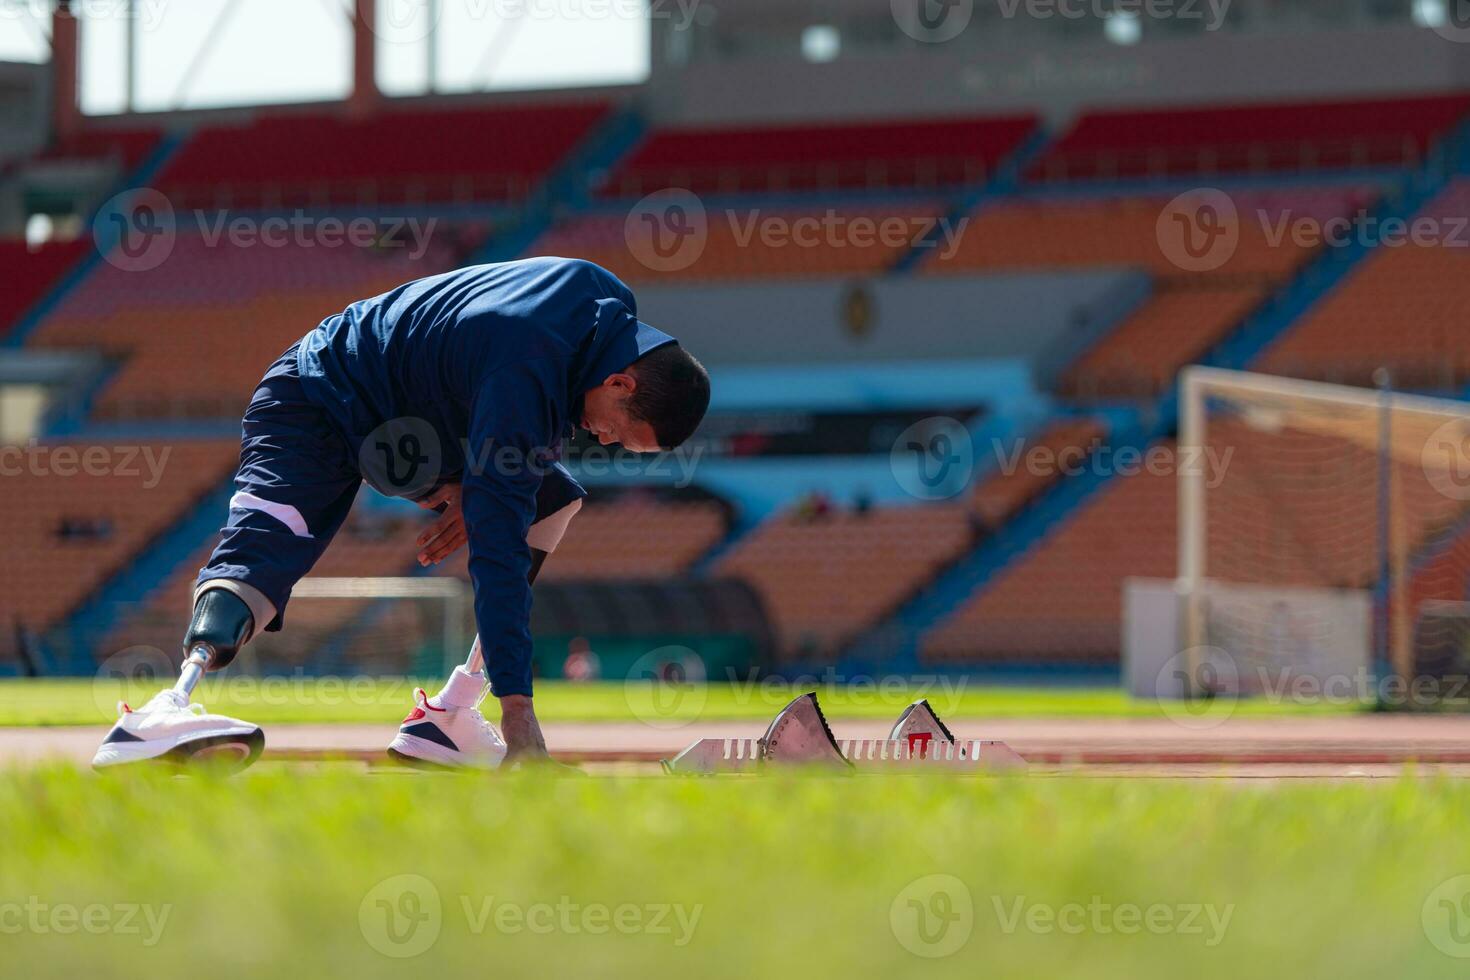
xmin=603 ymin=372 xmax=637 ymax=394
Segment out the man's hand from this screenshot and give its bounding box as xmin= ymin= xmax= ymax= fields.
xmin=416 ymin=483 xmax=466 ymax=566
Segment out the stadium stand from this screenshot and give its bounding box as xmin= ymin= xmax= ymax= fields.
xmin=529 ymin=200 xmax=948 ymax=283
xmin=38 ymin=127 xmax=163 ymax=171
xmin=0 ymin=239 xmax=89 ymax=337
xmin=431 ymin=494 xmax=730 ymax=583
xmin=715 ymin=503 xmax=974 ymax=661
xmin=926 ymin=186 xmax=1377 ymax=395
xmin=926 ymin=422 xmax=1470 ymax=666
xmin=1254 ymin=179 xmax=1470 ymax=390
xmin=0 ymin=439 xmax=239 ymax=632
xmin=599 ymin=114 xmax=1038 ymax=196
xmin=152 ymin=102 xmax=609 ymax=207
xmin=923 ymin=446 xmax=1177 ymax=666
xmin=1029 ymin=93 xmax=1470 ymax=181
xmin=1058 ymin=284 xmax=1270 ymax=398
xmin=971 ymin=417 xmax=1108 ymax=531
xmin=28 ymin=226 xmax=479 ymax=419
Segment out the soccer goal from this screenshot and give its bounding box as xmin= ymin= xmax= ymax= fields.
xmin=1167 ymin=367 xmax=1470 ymax=705
xmin=248 ymin=576 xmax=473 ymax=677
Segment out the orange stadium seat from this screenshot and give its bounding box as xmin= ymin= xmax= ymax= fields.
xmin=1255 ymin=181 xmax=1470 ymax=388
xmin=1058 ymin=284 xmax=1269 ymax=398
xmin=28 ymin=228 xmax=476 ymax=419
xmin=972 ymin=418 xmax=1108 ymax=530
xmin=924 ymin=454 xmax=1176 ymax=666
xmin=0 ymin=439 xmax=239 ymax=631
xmin=530 ymin=202 xmax=947 ymax=283
xmin=716 ymin=504 xmax=973 ymax=661
xmin=925 ymin=188 xmax=1374 ymax=395
xmin=927 ymin=425 xmax=1470 ymax=666
xmin=431 ymin=496 xmax=729 ymax=583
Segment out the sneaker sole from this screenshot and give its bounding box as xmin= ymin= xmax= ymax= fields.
xmin=387 ymin=731 xmax=502 ymax=771
xmin=93 ymin=726 xmax=265 ymax=774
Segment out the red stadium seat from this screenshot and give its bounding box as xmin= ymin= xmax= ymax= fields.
xmin=1030 ymin=94 xmax=1470 ymax=181
xmin=601 ymin=114 xmax=1038 ymax=196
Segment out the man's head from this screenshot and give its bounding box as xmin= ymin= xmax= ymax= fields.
xmin=581 ymin=343 xmax=710 ymax=453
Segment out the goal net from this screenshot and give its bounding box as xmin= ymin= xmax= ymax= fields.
xmin=1175 ymin=367 xmax=1470 ymax=706
xmin=240 ymin=577 xmax=472 ymax=677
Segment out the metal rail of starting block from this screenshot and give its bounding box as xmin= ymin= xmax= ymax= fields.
xmin=662 ymin=694 xmax=1027 ymax=775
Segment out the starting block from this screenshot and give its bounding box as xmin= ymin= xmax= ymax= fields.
xmin=662 ymin=693 xmax=1026 ymax=774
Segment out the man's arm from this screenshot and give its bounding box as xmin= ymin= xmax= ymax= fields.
xmin=460 ymin=366 xmax=559 ymax=762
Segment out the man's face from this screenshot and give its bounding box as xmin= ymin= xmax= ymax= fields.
xmin=581 ymin=373 xmax=661 ymax=453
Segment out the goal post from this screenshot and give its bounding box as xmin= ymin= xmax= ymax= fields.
xmin=1171 ymin=367 xmax=1470 ymax=703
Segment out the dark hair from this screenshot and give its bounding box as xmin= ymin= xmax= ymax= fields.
xmin=627 ymin=343 xmax=710 ymax=450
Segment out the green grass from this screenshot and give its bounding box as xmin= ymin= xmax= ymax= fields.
xmin=0 ymin=677 xmax=1361 ymax=727
xmin=1 ymin=766 xmax=1466 ymax=979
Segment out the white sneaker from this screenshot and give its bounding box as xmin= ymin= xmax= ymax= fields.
xmin=92 ymin=689 xmax=265 ymax=772
xmin=387 ymin=688 xmax=507 ymax=770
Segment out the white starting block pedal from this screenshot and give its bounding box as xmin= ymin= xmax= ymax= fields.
xmin=662 ymin=693 xmax=1026 ymax=774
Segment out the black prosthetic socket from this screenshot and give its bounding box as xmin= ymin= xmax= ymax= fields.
xmin=183 ymin=589 xmax=255 ymax=672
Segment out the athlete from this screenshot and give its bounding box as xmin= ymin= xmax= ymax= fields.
xmin=92 ymin=257 xmax=710 ymax=772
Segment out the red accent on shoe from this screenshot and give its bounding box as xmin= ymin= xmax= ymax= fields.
xmin=415 ymin=688 xmax=447 ymax=713
xmin=121 ymin=703 xmax=132 ymax=714
xmin=402 ymin=706 xmax=426 ymax=724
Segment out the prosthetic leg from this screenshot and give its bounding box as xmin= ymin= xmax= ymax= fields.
xmin=93 ymin=588 xmax=266 ymax=772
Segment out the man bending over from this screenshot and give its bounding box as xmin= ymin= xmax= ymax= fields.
xmin=93 ymin=257 xmax=710 ymax=772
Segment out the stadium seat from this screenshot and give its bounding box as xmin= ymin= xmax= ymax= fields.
xmin=926 ymin=187 xmax=1375 ymax=396
xmin=1030 ymin=93 xmax=1470 ymax=182
xmin=431 ymin=495 xmax=729 ymax=583
xmin=0 ymin=240 xmax=89 ymax=337
xmin=154 ymin=103 xmax=609 ymax=207
xmin=28 ymin=226 xmax=479 ymax=419
xmin=972 ymin=418 xmax=1108 ymax=530
xmin=601 ymin=114 xmax=1038 ymax=196
xmin=716 ymin=504 xmax=974 ymax=661
xmin=39 ymin=127 xmax=163 ymax=171
xmin=1254 ymin=180 xmax=1470 ymax=389
xmin=0 ymin=439 xmax=239 ymax=631
xmin=927 ymin=426 xmax=1470 ymax=666
xmin=529 ymin=201 xmax=947 ymax=283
